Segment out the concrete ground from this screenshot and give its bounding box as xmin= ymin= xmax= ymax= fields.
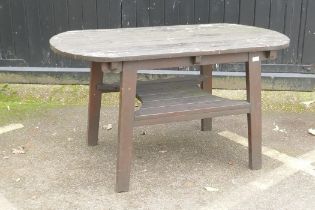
xmin=0 ymin=107 xmax=315 ymax=210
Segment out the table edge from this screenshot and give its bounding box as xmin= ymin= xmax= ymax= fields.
xmin=50 ymin=42 xmax=290 ymax=63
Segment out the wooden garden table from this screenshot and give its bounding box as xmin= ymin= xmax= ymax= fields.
xmin=50 ymin=24 xmax=289 ymax=192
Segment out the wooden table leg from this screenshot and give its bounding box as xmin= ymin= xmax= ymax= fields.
xmin=116 ymin=67 xmax=138 ymax=193
xmin=200 ymin=65 xmax=213 ymax=131
xmin=246 ymin=53 xmax=262 ymax=170
xmin=87 ymin=62 xmax=103 ymax=146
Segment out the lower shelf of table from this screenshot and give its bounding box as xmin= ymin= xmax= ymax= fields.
xmin=134 ymin=78 xmax=250 ymax=126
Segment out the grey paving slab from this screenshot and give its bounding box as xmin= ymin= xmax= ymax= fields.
xmin=0 ymin=107 xmax=314 ymax=210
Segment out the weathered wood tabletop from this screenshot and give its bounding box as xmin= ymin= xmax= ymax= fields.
xmin=50 ymin=23 xmax=289 ymax=62
xmin=50 ymin=23 xmax=290 ymax=193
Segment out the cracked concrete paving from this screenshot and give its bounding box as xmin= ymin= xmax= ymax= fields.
xmin=0 ymin=107 xmax=315 ymax=210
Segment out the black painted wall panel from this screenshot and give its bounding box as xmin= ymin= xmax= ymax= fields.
xmin=239 ymin=0 xmax=255 ymax=25
xmin=97 ymin=0 xmax=110 ymax=28
xmin=122 ymin=0 xmax=137 ymax=27
xmin=0 ymin=0 xmax=14 ymax=59
xmin=179 ymin=0 xmax=194 ymax=25
xmin=165 ymin=0 xmax=180 ymax=25
xmin=283 ymin=0 xmax=302 ymax=64
xmin=254 ymin=0 xmax=271 ymax=28
xmin=224 ymin=0 xmax=239 ymax=24
xmin=149 ymin=0 xmax=164 ymax=26
xmin=210 ymin=0 xmax=224 ymax=23
xmin=82 ymin=0 xmax=98 ymax=29
xmin=25 ymin=0 xmax=41 ymax=66
xmin=136 ymin=0 xmax=150 ymax=27
xmin=10 ymin=0 xmax=29 ymax=62
xmin=302 ymin=0 xmax=315 ymax=64
xmin=195 ymin=0 xmax=210 ymax=24
xmin=109 ymin=0 xmax=122 ymax=28
xmin=68 ymin=0 xmax=83 ymax=30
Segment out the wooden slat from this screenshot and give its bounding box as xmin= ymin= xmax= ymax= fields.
xmin=195 ymin=0 xmax=210 ymax=24
xmin=0 ymin=0 xmax=14 ymax=59
xmin=149 ymin=0 xmax=164 ymax=26
xmin=96 ymin=0 xmax=110 ymax=29
xmin=54 ymin=0 xmax=69 ymax=33
xmin=209 ymin=0 xmax=224 ymax=23
xmin=302 ymin=0 xmax=315 ymax=64
xmin=39 ymin=0 xmax=56 ymax=66
xmin=269 ymin=0 xmax=286 ymax=64
xmin=68 ymin=0 xmax=83 ymax=30
xmin=140 ymin=94 xmax=226 ymax=108
xmin=25 ymin=0 xmax=41 ymax=66
xmin=254 ymin=0 xmax=271 ymax=28
xmin=283 ymin=0 xmax=303 ymax=64
xmin=269 ymin=0 xmax=286 ymax=33
xmin=297 ymin=0 xmax=308 ymax=64
xmin=137 ymin=87 xmax=195 ymax=99
xmin=11 ymin=0 xmax=29 ymax=62
xmin=97 ymin=77 xmax=201 ymax=93
xmin=224 ymin=0 xmax=240 ymax=24
xmin=136 ymin=78 xmax=199 ymax=94
xmin=254 ymin=0 xmax=271 ymax=65
xmin=122 ymin=0 xmax=137 ymax=28
xmin=134 ymin=78 xmax=250 ymax=126
xmin=136 ymin=99 xmax=249 ymax=118
xmin=179 ymin=0 xmax=194 ymax=24
xmin=165 ymin=0 xmax=179 ymax=25
xmin=136 ymin=0 xmax=150 ymax=27
xmin=67 ymin=0 xmax=91 ymax=67
xmin=53 ymin=0 xmax=71 ymax=66
xmin=139 ymin=88 xmax=208 ymax=102
xmin=109 ymin=0 xmax=122 ymax=28
xmin=97 ymin=77 xmax=250 ymax=126
xmin=239 ymin=0 xmax=255 ymax=26
xmin=134 ymin=108 xmax=250 ymax=127
xmin=82 ymin=0 xmax=98 ymax=29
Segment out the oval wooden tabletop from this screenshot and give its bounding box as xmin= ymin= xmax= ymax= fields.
xmin=50 ymin=24 xmax=290 ymax=62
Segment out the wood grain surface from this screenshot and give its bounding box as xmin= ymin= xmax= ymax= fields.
xmin=134 ymin=78 xmax=250 ymax=126
xmin=50 ymin=23 xmax=290 ymax=62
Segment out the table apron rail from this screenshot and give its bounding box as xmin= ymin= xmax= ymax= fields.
xmin=101 ymin=51 xmax=276 ymax=72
